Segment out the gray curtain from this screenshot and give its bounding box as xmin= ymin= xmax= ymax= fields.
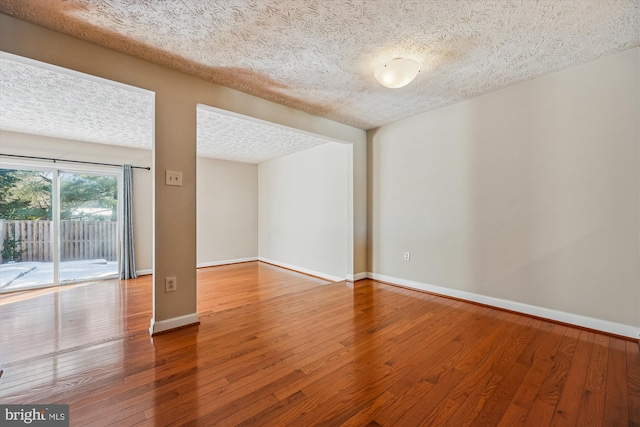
xmin=120 ymin=165 xmax=137 ymax=279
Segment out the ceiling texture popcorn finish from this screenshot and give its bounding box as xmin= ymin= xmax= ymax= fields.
xmin=0 ymin=53 xmax=331 ymax=163
xmin=0 ymin=55 xmax=154 ymax=149
xmin=197 ymin=106 xmax=335 ymax=164
xmin=1 ymin=0 xmax=638 ymax=131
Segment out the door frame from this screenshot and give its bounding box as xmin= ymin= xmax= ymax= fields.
xmin=0 ymin=159 xmax=122 ymax=291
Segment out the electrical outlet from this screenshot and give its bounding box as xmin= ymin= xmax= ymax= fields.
xmin=165 ymin=170 xmax=182 ymax=186
xmin=165 ymin=277 xmax=177 ymax=293
xmin=403 ymin=251 xmax=411 ymax=261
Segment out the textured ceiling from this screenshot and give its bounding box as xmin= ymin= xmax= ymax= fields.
xmin=197 ymin=106 xmax=333 ymax=164
xmin=0 ymin=53 xmax=334 ymax=164
xmin=0 ymin=55 xmax=154 ymax=150
xmin=0 ymin=0 xmax=637 ymax=130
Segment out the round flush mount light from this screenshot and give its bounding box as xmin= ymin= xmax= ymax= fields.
xmin=374 ymin=58 xmax=420 ymax=89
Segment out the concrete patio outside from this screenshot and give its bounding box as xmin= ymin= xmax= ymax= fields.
xmin=0 ymin=259 xmax=118 ymax=291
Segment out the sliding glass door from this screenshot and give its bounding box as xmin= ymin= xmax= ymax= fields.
xmin=0 ymin=168 xmax=54 ymax=291
xmin=0 ymin=166 xmax=119 ymax=292
xmin=59 ymin=171 xmax=119 ymax=283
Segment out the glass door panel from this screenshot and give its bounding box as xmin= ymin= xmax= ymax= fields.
xmin=59 ymin=172 xmax=119 ymax=283
xmin=0 ymin=168 xmax=54 ymax=291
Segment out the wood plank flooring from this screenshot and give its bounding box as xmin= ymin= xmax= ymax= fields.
xmin=0 ymin=261 xmax=638 ymax=426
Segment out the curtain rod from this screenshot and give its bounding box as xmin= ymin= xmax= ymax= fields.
xmin=0 ymin=153 xmax=151 ymax=170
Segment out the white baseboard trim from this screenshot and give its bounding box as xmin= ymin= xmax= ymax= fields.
xmin=197 ymin=257 xmax=258 ymax=269
xmin=135 ymin=259 xmax=258 ymax=277
xmin=367 ymin=272 xmax=639 ymax=339
xmin=149 ymin=312 xmax=200 ymax=336
xmin=346 ymin=272 xmax=368 ymax=282
xmin=258 ymin=257 xmax=343 ymax=282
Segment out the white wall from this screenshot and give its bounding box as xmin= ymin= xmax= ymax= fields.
xmin=197 ymin=157 xmax=258 ymax=265
xmin=0 ymin=131 xmax=261 ymax=273
xmin=259 ymin=142 xmax=350 ymax=281
xmin=2 ymin=130 xmax=346 ymax=283
xmin=368 ymin=48 xmax=639 ymax=335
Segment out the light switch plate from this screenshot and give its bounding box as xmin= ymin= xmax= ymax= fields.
xmin=165 ymin=170 xmax=182 ymax=186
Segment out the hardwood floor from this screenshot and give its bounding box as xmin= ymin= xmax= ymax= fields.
xmin=1 ymin=261 xmax=638 ymax=426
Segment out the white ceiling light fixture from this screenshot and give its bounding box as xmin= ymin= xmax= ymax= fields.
xmin=374 ymin=58 xmax=420 ymax=89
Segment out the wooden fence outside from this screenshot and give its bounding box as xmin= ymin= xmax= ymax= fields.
xmin=0 ymin=220 xmax=118 ymax=263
